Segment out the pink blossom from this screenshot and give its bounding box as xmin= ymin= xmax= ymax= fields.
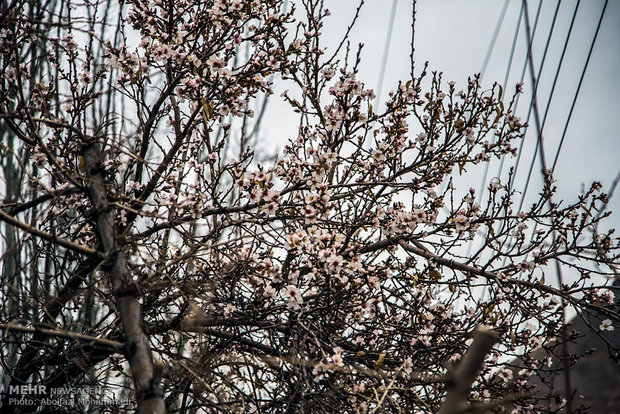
xmin=283 ymin=285 xmax=303 ymax=310
xmin=453 ymin=212 xmax=469 ymax=232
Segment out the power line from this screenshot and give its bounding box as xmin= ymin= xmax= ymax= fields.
xmin=496 ymin=0 xmax=577 ymax=271
xmin=552 ymin=0 xmax=609 ymax=172
xmin=480 ymin=0 xmax=511 ymax=79
xmin=523 ymin=0 xmax=547 ymax=172
xmin=375 ymin=0 xmax=398 ymax=107
xmin=540 ymin=1 xmax=580 ymax=137
xmin=510 ymin=0 xmax=543 ymax=113
xmin=502 ymin=1 xmax=524 ymax=90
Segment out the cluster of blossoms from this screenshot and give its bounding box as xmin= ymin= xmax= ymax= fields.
xmin=1 ymin=1 xmax=618 ymax=413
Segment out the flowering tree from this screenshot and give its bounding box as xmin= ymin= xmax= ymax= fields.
xmin=1 ymin=0 xmax=618 ymax=413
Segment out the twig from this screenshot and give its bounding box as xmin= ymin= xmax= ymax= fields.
xmin=0 ymin=209 xmax=108 ymax=260
xmin=0 ymin=323 xmax=123 ymax=351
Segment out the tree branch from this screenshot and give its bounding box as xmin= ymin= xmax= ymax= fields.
xmin=0 ymin=323 xmax=123 ymax=351
xmin=81 ymin=141 xmax=165 ymax=413
xmin=438 ymin=326 xmax=499 ymax=414
xmin=0 ymin=209 xmax=107 ymax=260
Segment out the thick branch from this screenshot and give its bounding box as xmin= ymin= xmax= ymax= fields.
xmin=438 ymin=326 xmax=499 ymax=414
xmin=81 ymin=141 xmax=165 ymax=413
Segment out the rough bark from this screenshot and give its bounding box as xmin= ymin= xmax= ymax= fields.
xmin=81 ymin=141 xmax=165 ymax=413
